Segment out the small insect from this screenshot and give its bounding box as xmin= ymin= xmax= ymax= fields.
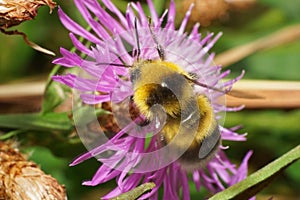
xmin=100 ymin=19 xmax=256 ymax=171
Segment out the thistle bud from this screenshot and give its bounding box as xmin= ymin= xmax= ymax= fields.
xmin=0 ymin=141 xmax=67 ymax=200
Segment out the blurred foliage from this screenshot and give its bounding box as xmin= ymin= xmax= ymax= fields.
xmin=224 ymin=110 xmax=300 ymax=198
xmin=210 ymin=145 xmax=300 ymax=200
xmin=0 ymin=0 xmax=300 ymax=199
xmin=209 ymin=0 xmax=300 ymax=80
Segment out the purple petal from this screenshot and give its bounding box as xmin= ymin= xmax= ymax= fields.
xmin=69 ymin=33 xmax=93 ymax=56
xmin=74 ymin=0 xmax=111 ymax=40
xmin=221 ymin=126 xmax=247 ymax=141
xmin=83 ymin=164 xmax=121 ymax=186
xmin=158 ymin=10 xmax=168 ymax=27
xmin=189 ymin=22 xmax=201 ymax=41
xmin=192 ymin=170 xmax=201 ymax=191
xmin=57 ymin=7 xmax=102 ymax=44
xmin=178 ymin=3 xmax=194 ymax=34
xmin=180 ymin=170 xmax=190 ymax=200
xmin=53 ymin=48 xmax=82 ymax=67
xmin=229 ymin=150 xmax=253 ymax=186
xmin=84 ymin=0 xmax=126 ymax=34
xmin=166 ymin=0 xmax=176 ymax=29
xmin=223 ymin=70 xmax=245 ymax=87
xmin=130 ymin=2 xmax=148 ymax=26
xmin=102 ymin=0 xmax=128 ymax=28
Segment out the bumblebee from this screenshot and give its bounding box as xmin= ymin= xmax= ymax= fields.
xmin=129 ymin=56 xmax=220 ymax=170
xmin=126 ymin=22 xmax=221 ymax=171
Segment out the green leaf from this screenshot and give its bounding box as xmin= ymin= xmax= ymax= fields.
xmin=42 ymin=64 xmax=76 ymax=114
xmin=0 ymin=130 xmax=25 ymax=140
xmin=42 ymin=80 xmax=71 ymax=113
xmin=0 ymin=112 xmax=73 ymax=132
xmin=110 ymin=182 xmax=156 ymax=200
xmin=209 ymin=145 xmax=300 ymax=200
xmin=144 ymin=132 xmax=153 ymax=150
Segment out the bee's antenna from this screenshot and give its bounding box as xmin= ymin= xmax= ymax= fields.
xmin=148 ymin=18 xmax=165 ymax=60
xmin=116 ymin=54 xmax=131 ymax=68
xmin=189 ymin=78 xmax=227 ymax=94
xmin=95 ymin=49 xmax=130 ymax=68
xmin=134 ymin=18 xmax=141 ymax=61
xmin=186 ymin=76 xmax=263 ymax=99
xmin=95 ymin=54 xmax=130 ymax=68
xmin=96 ymin=62 xmax=128 ymax=67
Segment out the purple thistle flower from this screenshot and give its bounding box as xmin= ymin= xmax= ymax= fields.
xmin=52 ymin=0 xmax=253 ymax=199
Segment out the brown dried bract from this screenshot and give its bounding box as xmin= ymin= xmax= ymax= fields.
xmin=0 ymin=141 xmax=67 ymax=200
xmin=0 ymin=0 xmax=56 ymax=29
xmin=0 ymin=0 xmax=56 ymax=55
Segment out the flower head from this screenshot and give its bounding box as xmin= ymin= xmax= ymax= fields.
xmin=53 ymin=0 xmax=252 ymax=199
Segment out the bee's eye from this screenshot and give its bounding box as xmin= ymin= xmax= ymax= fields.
xmin=130 ymin=68 xmax=141 ymax=84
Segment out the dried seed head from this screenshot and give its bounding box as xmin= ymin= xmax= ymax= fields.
xmin=0 ymin=141 xmax=67 ymax=200
xmin=0 ymin=0 xmax=56 ymax=55
xmin=0 ymin=0 xmax=56 ymax=29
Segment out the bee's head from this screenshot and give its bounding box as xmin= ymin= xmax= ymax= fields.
xmin=130 ymin=61 xmax=194 ymax=119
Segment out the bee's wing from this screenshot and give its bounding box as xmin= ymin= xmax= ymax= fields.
xmin=198 ymin=127 xmax=220 ymax=159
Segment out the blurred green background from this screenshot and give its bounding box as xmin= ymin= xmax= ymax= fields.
xmin=0 ymin=0 xmax=299 ymax=199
